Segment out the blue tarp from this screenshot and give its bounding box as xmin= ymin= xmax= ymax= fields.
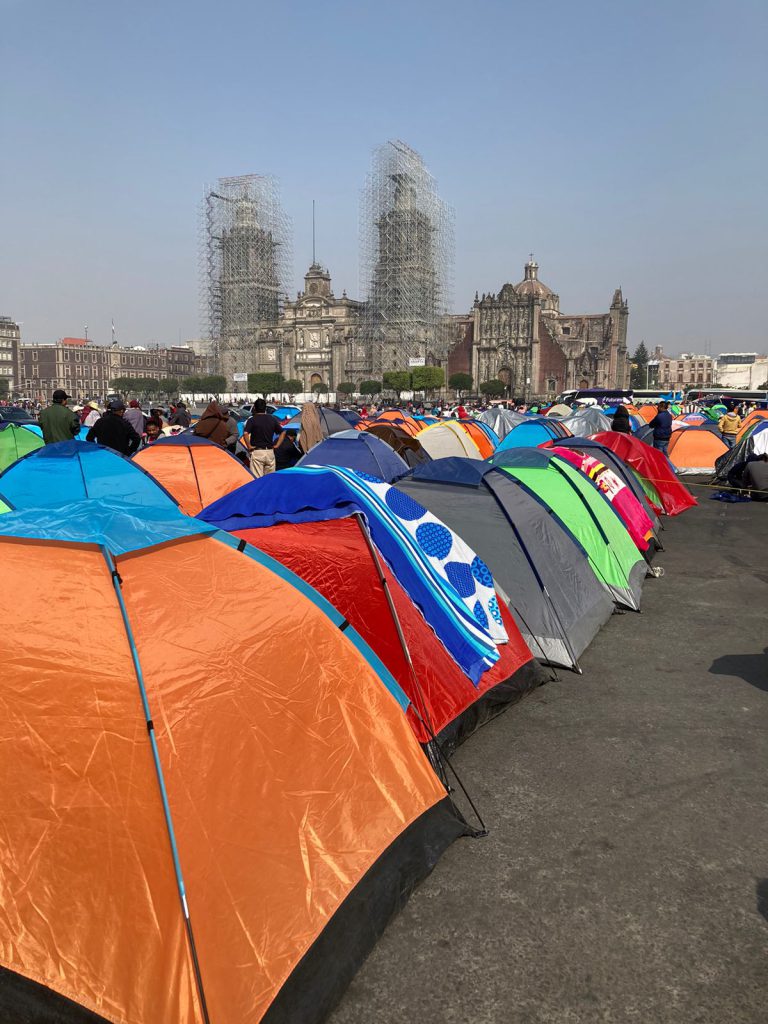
xmin=199 ymin=466 xmax=503 ymax=683
xmin=297 ymin=432 xmax=410 ymax=482
xmin=0 ymin=440 xmax=178 ymax=510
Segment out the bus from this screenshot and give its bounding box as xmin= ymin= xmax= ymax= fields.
xmin=684 ymin=387 xmax=768 ymax=408
xmin=555 ymin=388 xmax=632 ymax=406
xmin=632 ymin=389 xmax=683 ymax=404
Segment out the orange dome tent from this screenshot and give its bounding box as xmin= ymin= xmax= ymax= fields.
xmin=363 ymin=411 xmax=422 ymax=436
xmin=737 ymin=409 xmax=768 ymax=440
xmin=133 ymin=434 xmax=252 ymax=515
xmin=666 ymin=428 xmax=729 ymax=474
xmin=0 ymin=500 xmax=463 ymax=1024
xmin=637 ymin=405 xmax=659 ymax=423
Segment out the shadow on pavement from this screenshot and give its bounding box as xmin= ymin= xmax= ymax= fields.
xmin=709 ymin=649 xmax=768 ymax=693
xmin=756 ymin=879 xmax=768 ymax=923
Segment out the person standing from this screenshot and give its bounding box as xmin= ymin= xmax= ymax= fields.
xmin=124 ymin=400 xmax=146 ymax=436
xmin=83 ymin=401 xmax=102 ymax=429
xmin=169 ymin=402 xmax=191 ymax=429
xmin=192 ymin=401 xmax=230 ymax=446
xmin=611 ymin=405 xmax=632 ymax=433
xmin=85 ymin=399 xmax=141 ymax=455
xmin=243 ymin=399 xmax=284 ymax=477
xmin=39 ymin=389 xmax=80 ymax=445
xmin=718 ymin=407 xmax=741 ymax=448
xmin=650 ymin=401 xmax=673 ymax=455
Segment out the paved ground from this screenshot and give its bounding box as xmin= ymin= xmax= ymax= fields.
xmin=331 ymin=489 xmax=768 ymax=1024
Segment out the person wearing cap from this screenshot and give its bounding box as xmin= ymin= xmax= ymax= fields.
xmin=39 ymin=389 xmax=80 ymax=445
xmin=85 ymin=399 xmax=141 ymax=455
xmin=124 ymin=399 xmax=146 ymax=436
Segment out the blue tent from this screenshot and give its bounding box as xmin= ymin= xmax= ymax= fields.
xmin=0 ymin=440 xmax=178 ymax=510
xmin=199 ymin=466 xmax=504 ymax=684
xmin=495 ymin=418 xmax=569 ymax=451
xmin=471 ymin=420 xmax=501 ymax=448
xmin=297 ymin=432 xmax=410 ymax=482
xmin=271 ymin=405 xmax=301 ymax=422
xmin=338 ymin=409 xmax=362 ymax=427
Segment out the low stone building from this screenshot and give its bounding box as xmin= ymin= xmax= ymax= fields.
xmin=20 ymin=338 xmax=204 ymax=403
xmin=715 ymin=352 xmax=768 ymax=390
xmin=468 ymin=259 xmax=630 ymax=400
xmin=651 ymin=348 xmax=716 ymax=390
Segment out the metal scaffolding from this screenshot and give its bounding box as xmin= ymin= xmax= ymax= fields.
xmin=359 ymin=140 xmax=454 ymax=377
xmin=200 ymin=174 xmax=292 ymax=377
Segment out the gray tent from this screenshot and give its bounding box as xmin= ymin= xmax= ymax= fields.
xmin=560 ymin=407 xmax=612 ymax=435
xmin=478 ymin=407 xmax=527 ymax=440
xmin=396 ymin=457 xmax=614 ymax=670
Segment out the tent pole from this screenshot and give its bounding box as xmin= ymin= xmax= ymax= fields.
xmin=352 ymin=513 xmax=488 ymax=835
xmin=103 ymin=547 xmax=212 ymax=1024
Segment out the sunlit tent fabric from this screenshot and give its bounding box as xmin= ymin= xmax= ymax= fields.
xmin=478 ymin=407 xmax=527 ymax=439
xmin=226 ymin=516 xmax=543 ymax=752
xmin=550 ymin=446 xmax=655 ymax=554
xmin=133 ymin=434 xmax=252 ymax=516
xmin=545 ymin=403 xmax=573 ymax=418
xmin=637 ymin=404 xmax=659 ymax=423
xmin=541 ymin=436 xmax=661 ymax=535
xmin=364 ymin=423 xmax=431 ymax=468
xmin=470 ymin=419 xmax=501 ymax=448
xmin=364 ymin=410 xmax=422 ymax=436
xmin=590 ymin=432 xmax=697 ymax=516
xmin=489 ymin=447 xmax=646 ymax=610
xmin=397 ymin=458 xmax=613 ymax=670
xmin=0 ymin=440 xmax=177 ymax=510
xmin=495 ymin=418 xmax=571 ymax=451
xmin=666 ymin=428 xmax=729 ymax=474
xmin=200 ymin=467 xmax=506 ymax=683
xmin=418 ymin=420 xmax=485 ymax=460
xmin=0 ymin=500 xmax=464 ymax=1024
xmin=0 ymin=422 xmax=43 ymax=471
xmin=297 ymin=430 xmax=410 ymax=482
xmin=271 ymin=404 xmax=301 ymax=421
xmin=560 ymin=406 xmax=611 ymax=436
xmin=452 ymin=419 xmax=496 ymax=458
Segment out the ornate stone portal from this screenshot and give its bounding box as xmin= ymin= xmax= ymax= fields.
xmin=470 ymin=259 xmax=630 ymax=399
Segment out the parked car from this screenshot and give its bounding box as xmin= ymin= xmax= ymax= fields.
xmin=0 ymin=408 xmax=38 ymax=425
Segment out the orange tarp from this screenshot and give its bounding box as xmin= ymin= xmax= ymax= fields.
xmin=0 ymin=534 xmax=449 ymax=1023
xmin=133 ymin=441 xmax=252 ymax=515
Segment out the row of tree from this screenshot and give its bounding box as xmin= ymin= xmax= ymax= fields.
xmin=109 ymin=375 xmax=228 ymax=399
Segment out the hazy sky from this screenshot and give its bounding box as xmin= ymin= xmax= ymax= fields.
xmin=2 ymin=0 xmax=766 ymax=356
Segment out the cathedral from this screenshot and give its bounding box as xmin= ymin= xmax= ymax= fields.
xmin=449 ymin=258 xmax=630 ymax=400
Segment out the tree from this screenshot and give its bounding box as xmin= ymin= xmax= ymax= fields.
xmin=382 ymin=370 xmax=412 ymax=397
xmin=202 ymin=374 xmax=226 ymax=394
xmin=479 ymin=379 xmax=506 ymax=397
xmin=337 ymin=382 xmax=356 ymax=395
xmin=182 ymin=375 xmax=205 ymax=395
xmin=283 ymin=378 xmax=302 ymax=399
xmin=411 ymin=365 xmax=445 ymax=396
xmin=157 ymin=377 xmax=179 ymax=398
xmin=311 ymin=382 xmax=329 ymax=396
xmin=449 ymin=372 xmax=473 ymax=397
xmin=247 ymin=371 xmax=285 ymax=395
xmin=109 ymin=376 xmax=135 ymax=395
xmin=630 ymin=341 xmax=650 ymax=389
xmin=359 ymin=380 xmax=382 ymax=396
xmin=136 ymin=377 xmax=160 ymax=399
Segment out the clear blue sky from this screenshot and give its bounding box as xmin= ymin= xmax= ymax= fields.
xmin=2 ymin=0 xmax=766 ymax=356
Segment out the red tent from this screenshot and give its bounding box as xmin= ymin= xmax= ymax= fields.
xmin=589 ymin=431 xmax=697 ymax=516
xmin=234 ymin=517 xmax=543 ymax=754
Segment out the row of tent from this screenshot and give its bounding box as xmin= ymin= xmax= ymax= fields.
xmin=0 ymin=416 xmax=700 ymax=1023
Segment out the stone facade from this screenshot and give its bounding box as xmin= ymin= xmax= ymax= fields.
xmin=715 ymin=352 xmax=768 ymax=390
xmin=652 ymin=350 xmax=716 ymax=390
xmin=20 ymin=338 xmax=204 ymax=403
xmin=469 ymin=260 xmax=630 ymax=400
xmin=0 ymin=316 xmax=21 ymax=393
xmin=220 ymin=263 xmax=366 ymax=390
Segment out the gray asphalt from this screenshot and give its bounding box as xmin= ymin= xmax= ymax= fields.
xmin=331 ymin=489 xmax=768 ymax=1024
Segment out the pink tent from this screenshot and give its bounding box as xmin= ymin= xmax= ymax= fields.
xmin=551 ymin=447 xmax=655 ymax=554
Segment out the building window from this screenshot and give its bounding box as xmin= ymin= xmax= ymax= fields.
xmin=562 ymin=326 xmax=570 ymax=336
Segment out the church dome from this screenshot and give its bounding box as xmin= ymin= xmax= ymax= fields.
xmin=515 ymin=258 xmax=554 ymax=299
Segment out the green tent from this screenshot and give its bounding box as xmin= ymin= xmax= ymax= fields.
xmin=0 ymin=423 xmax=43 ymax=473
xmin=490 ymin=448 xmax=645 ymax=610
